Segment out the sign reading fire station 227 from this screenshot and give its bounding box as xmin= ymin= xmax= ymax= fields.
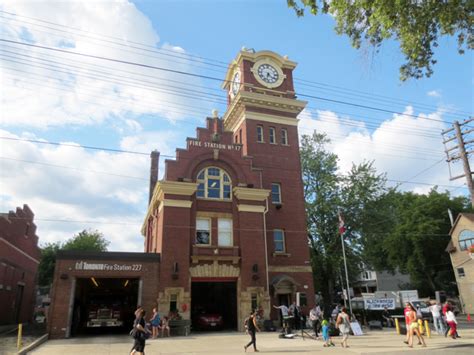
xmin=75 ymin=261 xmax=143 ymax=272
xmin=188 ymin=139 xmax=241 ymax=151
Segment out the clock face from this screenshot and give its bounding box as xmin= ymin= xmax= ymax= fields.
xmin=231 ymin=71 xmax=240 ymax=95
xmin=257 ymin=63 xmax=279 ymax=84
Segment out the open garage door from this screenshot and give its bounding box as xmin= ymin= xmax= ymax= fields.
xmin=71 ymin=277 xmax=139 ymax=336
xmin=191 ymin=279 xmax=237 ymax=331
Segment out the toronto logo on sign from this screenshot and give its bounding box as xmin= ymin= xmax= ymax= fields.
xmin=74 ymin=261 xmax=142 ymax=271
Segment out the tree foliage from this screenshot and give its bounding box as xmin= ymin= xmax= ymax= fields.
xmin=361 ymin=189 xmax=471 ymax=296
xmin=38 ymin=229 xmax=109 ymax=286
xmin=301 ymin=132 xmax=387 ymax=306
xmin=287 ymin=0 xmax=473 ymax=80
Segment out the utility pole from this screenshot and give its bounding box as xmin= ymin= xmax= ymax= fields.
xmin=442 ymin=117 xmax=474 ymax=207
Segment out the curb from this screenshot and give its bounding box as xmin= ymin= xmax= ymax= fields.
xmin=17 ymin=333 xmax=48 ymax=355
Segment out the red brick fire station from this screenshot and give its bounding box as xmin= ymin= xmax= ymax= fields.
xmin=48 ymin=49 xmax=315 ymax=338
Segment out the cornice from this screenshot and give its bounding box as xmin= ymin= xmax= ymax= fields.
xmin=233 ymin=187 xmax=269 ymax=201
xmin=223 ymin=90 xmax=306 ymax=132
xmin=237 ymin=204 xmax=266 ymax=213
xmin=142 ymin=180 xmax=197 ymax=235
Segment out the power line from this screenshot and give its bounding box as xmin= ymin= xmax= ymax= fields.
xmin=0 ymin=156 xmax=148 ymax=180
xmin=0 ymin=38 xmax=457 ymax=125
xmin=2 ymin=10 xmax=470 ymax=118
xmin=2 ymin=48 xmax=445 ymax=139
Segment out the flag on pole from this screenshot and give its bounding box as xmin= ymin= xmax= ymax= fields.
xmin=338 ymin=211 xmax=346 ymax=235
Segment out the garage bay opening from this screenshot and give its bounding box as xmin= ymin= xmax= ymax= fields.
xmin=191 ymin=279 xmax=237 ymax=331
xmin=72 ymin=277 xmax=139 ymax=336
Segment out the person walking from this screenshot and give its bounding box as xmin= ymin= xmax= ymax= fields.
xmin=244 ymin=310 xmax=260 ymax=352
xmin=429 ymin=302 xmax=444 ymax=335
xmin=446 ymin=307 xmax=458 ymax=339
xmin=336 ymin=307 xmax=350 ymax=348
xmin=407 ymin=303 xmax=426 ymax=348
xmin=321 ymin=319 xmax=335 ymax=347
xmin=130 ymin=308 xmax=150 ymax=355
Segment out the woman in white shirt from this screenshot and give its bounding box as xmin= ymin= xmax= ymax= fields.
xmin=446 ymin=308 xmax=458 ymax=339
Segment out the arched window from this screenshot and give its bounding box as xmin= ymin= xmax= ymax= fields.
xmin=458 ymin=229 xmax=474 ymax=251
xmin=196 ymin=167 xmax=232 ymax=200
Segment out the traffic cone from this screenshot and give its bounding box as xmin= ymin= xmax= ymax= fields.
xmin=467 ymin=314 xmax=471 ymax=322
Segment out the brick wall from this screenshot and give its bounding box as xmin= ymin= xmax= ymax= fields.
xmin=0 ymin=205 xmax=40 ymax=325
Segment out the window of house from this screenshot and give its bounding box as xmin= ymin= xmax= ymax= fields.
xmin=196 ymin=167 xmax=232 ymax=200
xmin=251 ymin=293 xmax=258 ymax=311
xmin=218 ymin=218 xmax=232 ymax=246
xmin=257 ymin=125 xmax=264 ymax=142
xmin=281 ymin=128 xmax=288 ymax=145
xmin=457 ymin=267 xmax=465 ymax=277
xmin=239 ymin=129 xmax=242 ymax=144
xmin=273 ymin=229 xmax=285 ymax=253
xmin=298 ymin=292 xmax=307 ymax=307
xmin=170 ymin=294 xmax=178 ymax=312
xmin=271 ymin=183 xmax=281 ymax=204
xmin=269 ymin=127 xmax=276 ymax=144
xmin=458 ymin=230 xmax=474 ymax=251
xmin=196 ymin=218 xmax=211 ymax=245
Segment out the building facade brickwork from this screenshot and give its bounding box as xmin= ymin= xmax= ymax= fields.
xmin=0 ymin=204 xmax=40 ymax=325
xmin=143 ymin=50 xmax=315 ymax=329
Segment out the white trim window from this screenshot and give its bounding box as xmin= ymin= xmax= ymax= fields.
xmin=196 ymin=218 xmax=211 ymax=245
xmin=196 ymin=167 xmax=232 ymax=200
xmin=271 ymin=183 xmax=281 ymax=204
xmin=281 ymin=128 xmax=288 ymax=145
xmin=218 ymin=218 xmax=233 ymax=246
xmin=269 ymin=127 xmax=276 ymax=144
xmin=458 ymin=230 xmax=474 ymax=251
xmin=273 ymin=229 xmax=285 ymax=253
xmin=257 ymin=125 xmax=264 ymax=143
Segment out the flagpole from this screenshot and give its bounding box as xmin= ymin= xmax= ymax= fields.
xmin=340 ymin=232 xmax=353 ymax=318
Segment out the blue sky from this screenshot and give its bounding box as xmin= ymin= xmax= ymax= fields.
xmin=0 ymin=0 xmax=472 ymax=251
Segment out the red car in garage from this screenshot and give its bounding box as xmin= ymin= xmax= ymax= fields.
xmin=195 ymin=311 xmax=223 ymax=330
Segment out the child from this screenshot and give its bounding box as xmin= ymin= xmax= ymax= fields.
xmin=321 ymin=319 xmax=334 ymax=347
xmin=446 ymin=307 xmax=458 ymax=339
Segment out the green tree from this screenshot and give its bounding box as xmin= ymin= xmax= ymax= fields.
xmin=62 ymin=229 xmax=110 ymax=251
xmin=361 ymin=189 xmax=471 ymax=296
xmin=301 ymin=132 xmax=387 ymax=306
xmin=38 ymin=229 xmax=110 ymax=286
xmin=287 ymin=0 xmax=473 ymax=80
xmin=38 ymin=242 xmax=61 ymax=287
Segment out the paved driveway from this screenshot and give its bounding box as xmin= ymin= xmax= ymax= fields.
xmin=29 ymin=328 xmax=474 ymax=355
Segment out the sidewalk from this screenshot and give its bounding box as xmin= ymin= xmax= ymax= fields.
xmin=28 ymin=328 xmax=474 ymax=355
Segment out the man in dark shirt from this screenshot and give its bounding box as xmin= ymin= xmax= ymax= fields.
xmin=382 ymin=307 xmax=394 ymax=327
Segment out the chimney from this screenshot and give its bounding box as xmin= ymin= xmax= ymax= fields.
xmin=149 ymin=150 xmax=160 ymax=204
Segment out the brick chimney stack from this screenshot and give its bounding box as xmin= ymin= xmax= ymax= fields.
xmin=149 ymin=150 xmax=160 ymax=204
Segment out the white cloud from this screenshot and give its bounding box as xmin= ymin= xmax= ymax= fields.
xmin=0 ymin=128 xmax=179 ymax=251
xmin=0 ymin=0 xmax=208 ymax=128
xmin=298 ymin=106 xmax=466 ymax=195
xmin=427 ymin=90 xmax=442 ymax=98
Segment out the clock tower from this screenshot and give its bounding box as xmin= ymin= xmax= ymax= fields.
xmin=223 ymin=49 xmax=314 ymax=318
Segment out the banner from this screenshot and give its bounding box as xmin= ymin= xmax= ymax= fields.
xmin=364 ymin=298 xmax=396 ymax=310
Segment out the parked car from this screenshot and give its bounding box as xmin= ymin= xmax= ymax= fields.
xmin=195 ymin=311 xmax=223 ymax=330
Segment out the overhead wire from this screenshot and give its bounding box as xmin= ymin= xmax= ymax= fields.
xmin=2 ymin=46 xmax=446 ymax=138
xmin=1 ymin=9 xmax=470 ymax=118
xmin=0 ymin=38 xmax=460 ymax=126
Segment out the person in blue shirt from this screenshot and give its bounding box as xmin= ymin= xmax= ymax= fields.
xmin=321 ymin=319 xmax=334 ymax=347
